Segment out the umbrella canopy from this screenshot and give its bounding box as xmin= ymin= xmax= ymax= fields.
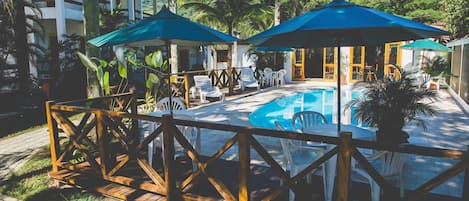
xmin=400 ymin=39 xmax=451 ymax=52
xmin=88 ymin=6 xmax=238 ymax=47
xmin=246 ymin=0 xmax=449 ymax=133
xmin=248 ymin=0 xmax=448 ymax=48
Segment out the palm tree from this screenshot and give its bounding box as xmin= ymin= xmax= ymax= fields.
xmin=83 ymin=0 xmax=101 ymax=97
xmin=183 ymin=0 xmax=268 ymax=94
xmin=1 ymin=0 xmax=44 ymax=92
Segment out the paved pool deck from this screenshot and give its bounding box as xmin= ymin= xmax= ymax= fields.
xmin=184 ymin=81 xmax=469 ymax=198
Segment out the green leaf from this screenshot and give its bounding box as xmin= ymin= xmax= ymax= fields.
xmin=77 ymin=52 xmax=98 ymax=71
xmin=146 ymin=73 xmax=159 ymax=89
xmin=104 ymin=71 xmax=110 ymax=95
xmin=118 ymin=62 xmax=127 ymax=79
xmin=97 ymin=68 xmax=104 ymax=88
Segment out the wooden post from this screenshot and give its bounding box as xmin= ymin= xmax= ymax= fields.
xmin=130 ymin=89 xmax=139 ymax=140
xmin=238 ymin=133 xmax=250 ymax=201
xmin=462 ymin=146 xmax=469 ymax=200
xmin=184 ymin=73 xmax=190 ymax=108
xmin=334 ymin=132 xmax=352 ymax=201
xmin=96 ymin=112 xmax=109 ymax=176
xmin=163 ymin=114 xmax=177 ymax=200
xmin=46 ymin=101 xmax=60 ymax=173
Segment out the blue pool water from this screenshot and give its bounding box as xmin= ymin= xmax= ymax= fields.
xmin=248 ymin=88 xmax=363 ymax=130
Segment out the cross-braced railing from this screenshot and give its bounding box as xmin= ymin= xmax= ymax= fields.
xmin=46 ymin=92 xmax=469 ymax=201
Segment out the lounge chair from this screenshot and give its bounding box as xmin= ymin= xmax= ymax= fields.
xmin=190 ymin=75 xmax=224 ymax=102
xmin=239 ymin=68 xmax=260 ymax=91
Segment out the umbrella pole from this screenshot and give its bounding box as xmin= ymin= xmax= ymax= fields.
xmin=166 ymin=40 xmax=173 ymax=116
xmin=337 ymin=45 xmax=341 ymax=133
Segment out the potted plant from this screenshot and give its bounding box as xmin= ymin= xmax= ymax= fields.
xmin=346 ymin=70 xmax=437 ymax=145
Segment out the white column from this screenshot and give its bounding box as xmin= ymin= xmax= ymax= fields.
xmin=109 ymin=0 xmax=114 ymax=12
xmin=136 ymin=0 xmax=143 ymax=19
xmin=55 ymin=0 xmax=67 ymax=41
xmin=128 ymin=0 xmax=135 ymax=21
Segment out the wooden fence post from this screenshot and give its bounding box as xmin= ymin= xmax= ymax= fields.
xmin=96 ymin=111 xmax=113 ymax=176
xmin=184 ymin=73 xmax=190 ymax=108
xmin=130 ymin=88 xmax=139 ymax=138
xmin=162 ymin=114 xmax=177 ymax=200
xmin=334 ymin=132 xmax=352 ymax=201
xmin=238 ymin=133 xmax=250 ymax=201
xmin=46 ymin=101 xmax=60 ymax=173
xmin=462 ymin=145 xmax=469 ymax=200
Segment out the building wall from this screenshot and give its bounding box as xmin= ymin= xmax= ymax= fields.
xmin=447 ymin=38 xmax=469 ymax=104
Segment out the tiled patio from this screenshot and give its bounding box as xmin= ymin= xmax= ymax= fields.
xmin=179 ymin=81 xmax=469 ymax=198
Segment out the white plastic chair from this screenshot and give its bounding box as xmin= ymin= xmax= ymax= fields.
xmin=292 ymin=111 xmax=328 ymax=132
xmin=275 ymin=121 xmax=327 ymax=201
xmin=142 ymin=97 xmax=187 ymax=166
xmin=190 ymin=75 xmax=224 ymax=102
xmin=277 ymin=69 xmax=287 ymax=86
xmin=239 ymin=68 xmax=260 ymax=91
xmin=353 ymin=151 xmax=407 ymax=201
xmin=155 ymin=97 xmax=186 ymax=111
xmin=263 ymin=68 xmax=273 ymax=87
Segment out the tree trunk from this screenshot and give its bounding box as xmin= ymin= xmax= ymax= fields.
xmin=227 ymin=26 xmax=234 ymax=95
xmin=14 ymin=0 xmax=30 ymax=93
xmin=274 ymin=0 xmax=280 ymax=25
xmin=83 ymin=0 xmax=102 ymax=97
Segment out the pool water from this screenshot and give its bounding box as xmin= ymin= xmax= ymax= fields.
xmin=248 ymin=88 xmax=363 ymax=130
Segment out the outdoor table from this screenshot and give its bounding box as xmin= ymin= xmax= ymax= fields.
xmin=303 ymin=124 xmax=376 ymax=201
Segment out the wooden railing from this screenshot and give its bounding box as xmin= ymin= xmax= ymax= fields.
xmin=147 ymin=67 xmax=263 ymax=108
xmin=46 ymin=92 xmax=469 ymax=201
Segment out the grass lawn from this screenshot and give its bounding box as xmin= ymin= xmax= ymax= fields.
xmin=0 ymin=146 xmax=107 ymax=201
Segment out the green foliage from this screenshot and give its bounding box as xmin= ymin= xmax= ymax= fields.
xmin=347 ymin=71 xmax=437 ymax=144
xmin=441 ymin=0 xmax=469 ymax=39
xmin=0 ymin=0 xmax=44 ymax=70
xmin=99 ymin=3 xmax=129 ymax=34
xmin=421 ymin=55 xmax=451 ymax=78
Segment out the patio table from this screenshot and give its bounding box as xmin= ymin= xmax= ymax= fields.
xmin=303 ymin=124 xmax=376 ymax=201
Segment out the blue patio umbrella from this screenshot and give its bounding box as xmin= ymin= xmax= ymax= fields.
xmin=400 ymin=39 xmax=451 ymax=52
xmin=401 ymin=39 xmax=451 ymax=66
xmin=247 ymin=0 xmax=449 ymax=133
xmin=89 ymin=6 xmax=238 ymax=47
xmin=89 ymin=6 xmax=237 ymax=115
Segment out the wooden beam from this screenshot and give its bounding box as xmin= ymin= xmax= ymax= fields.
xmin=238 ymin=133 xmax=250 ymax=201
xmin=184 ymin=73 xmax=190 ymax=108
xmin=162 ymin=115 xmax=177 ymax=200
xmin=334 ymin=132 xmax=352 ymax=201
xmin=46 ymin=101 xmax=60 ymax=172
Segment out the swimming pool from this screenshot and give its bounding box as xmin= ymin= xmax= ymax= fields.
xmin=248 ymin=88 xmax=363 ymax=130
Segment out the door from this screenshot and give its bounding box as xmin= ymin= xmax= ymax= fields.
xmin=323 ymin=47 xmax=337 ymax=82
xmin=305 ymin=48 xmax=324 ymax=78
xmin=384 ymin=42 xmax=402 ymax=79
xmin=178 ymin=49 xmax=190 ymax=72
xmin=349 ymin=46 xmax=365 ymax=82
xmin=292 ymin=49 xmax=305 ymax=81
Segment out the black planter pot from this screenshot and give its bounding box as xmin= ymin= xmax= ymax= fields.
xmin=376 ymin=129 xmax=409 ymax=145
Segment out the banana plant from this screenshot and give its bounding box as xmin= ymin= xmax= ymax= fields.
xmin=77 ymin=51 xmax=127 ymax=97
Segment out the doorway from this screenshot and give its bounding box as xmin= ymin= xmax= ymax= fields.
xmin=178 ymin=49 xmax=190 ymax=72
xmin=304 ymin=48 xmax=323 ymax=78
